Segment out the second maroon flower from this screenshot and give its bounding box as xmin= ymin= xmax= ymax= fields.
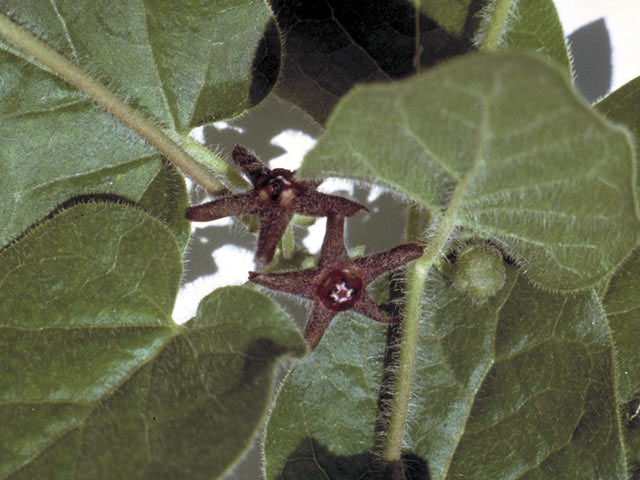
xmin=249 ymin=214 xmax=424 ymax=349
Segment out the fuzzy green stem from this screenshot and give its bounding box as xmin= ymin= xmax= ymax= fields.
xmin=383 ymin=215 xmax=453 ymax=462
xmin=0 ymin=13 xmax=227 ymax=194
xmin=478 ymin=0 xmax=515 ymax=52
xmin=176 ymin=134 xmax=248 ymax=191
xmin=384 ymin=170 xmax=478 ymax=464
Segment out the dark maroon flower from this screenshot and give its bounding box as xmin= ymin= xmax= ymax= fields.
xmin=186 ymin=145 xmax=366 ymax=265
xmin=249 ymin=214 xmax=424 ymax=349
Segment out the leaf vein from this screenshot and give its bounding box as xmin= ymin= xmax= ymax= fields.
xmin=49 ymin=0 xmax=79 ymax=61
xmin=396 ymin=100 xmax=463 ymax=182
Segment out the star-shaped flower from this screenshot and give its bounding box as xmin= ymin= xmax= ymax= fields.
xmin=186 ymin=145 xmax=366 ymax=265
xmin=249 ymin=214 xmax=424 ymax=349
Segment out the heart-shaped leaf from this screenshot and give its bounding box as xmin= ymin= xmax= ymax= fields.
xmin=300 ymin=52 xmax=639 ymax=290
xmin=0 ymin=201 xmax=306 ymax=478
xmin=264 ymin=266 xmax=628 ymax=479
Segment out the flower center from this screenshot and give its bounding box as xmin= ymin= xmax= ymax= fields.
xmin=257 ymin=168 xmax=301 ymax=206
xmin=315 ymin=266 xmax=364 ymax=311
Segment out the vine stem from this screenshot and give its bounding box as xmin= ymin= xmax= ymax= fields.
xmin=383 ymin=208 xmax=455 ymax=463
xmin=384 ymin=167 xmax=481 ymax=465
xmin=0 ymin=13 xmax=227 ymax=194
xmin=382 ymin=2 xmax=507 ymax=468
xmin=478 ymin=0 xmax=515 ymax=52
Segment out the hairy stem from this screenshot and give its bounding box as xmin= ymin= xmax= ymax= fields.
xmin=0 ymin=13 xmax=227 ymax=194
xmin=384 ymin=171 xmax=478 ymax=465
xmin=478 ymin=0 xmax=515 ymax=52
xmin=383 ymin=216 xmax=450 ymax=463
xmin=176 ymin=134 xmax=248 ymax=191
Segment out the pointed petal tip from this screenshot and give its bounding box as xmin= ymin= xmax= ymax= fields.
xmin=185 ymin=207 xmax=197 ymax=221
xmin=232 ymin=144 xmax=250 ymax=156
xmin=185 ymin=204 xmax=217 ymax=222
xmin=248 ymin=270 xmax=271 ymax=286
xmin=396 ymin=242 xmax=425 ymax=261
xmin=371 ymin=314 xmax=401 ymax=325
xmin=342 ymin=199 xmax=368 ymax=217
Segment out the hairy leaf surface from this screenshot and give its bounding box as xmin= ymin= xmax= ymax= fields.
xmin=139 ymin=161 xmax=190 ymax=251
xmin=596 ymin=76 xmax=640 ymax=198
xmin=0 ymin=202 xmax=306 ymax=479
xmin=264 ymin=266 xmax=628 ymax=479
xmin=300 ymin=53 xmax=639 ymax=290
xmin=597 ymin=77 xmax=640 ymax=138
xmin=596 ymin=81 xmax=640 ymax=461
xmin=602 ymin=248 xmax=640 ymax=405
xmin=502 ymin=0 xmax=571 ymax=73
xmin=0 ymin=1 xmax=274 ymax=246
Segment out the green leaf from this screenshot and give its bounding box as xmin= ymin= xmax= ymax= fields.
xmin=602 ymin=248 xmax=640 ymax=404
xmin=139 ymin=161 xmax=191 ymax=252
xmin=0 ymin=1 xmax=275 ymax=246
xmin=270 ymin=0 xmax=471 ymax=124
xmin=412 ymin=0 xmax=473 ymax=36
xmin=596 ymin=77 xmax=640 ymax=139
xmin=0 ymin=54 xmax=162 ymax=247
xmin=596 ymin=76 xmax=640 ymax=197
xmin=601 ymin=247 xmax=640 ymax=475
xmin=502 ymin=0 xmax=572 ymax=74
xmin=300 ymin=52 xmax=639 ymax=290
xmin=3 ymin=0 xmax=275 ymax=131
xmin=0 ymin=201 xmax=306 ymax=478
xmin=263 ymin=313 xmax=387 ymax=480
xmin=264 ymin=266 xmax=628 ymax=479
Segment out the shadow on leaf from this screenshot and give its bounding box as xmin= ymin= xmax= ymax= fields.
xmin=0 ymin=193 xmax=139 ymax=255
xmin=235 ymin=338 xmax=300 ymax=389
xmin=277 ymin=436 xmax=429 ymax=480
xmin=268 ymin=0 xmax=475 ymax=123
xmin=250 ymin=18 xmax=282 ymax=107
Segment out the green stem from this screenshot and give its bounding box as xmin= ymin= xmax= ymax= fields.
xmin=478 ymin=0 xmax=515 ymax=52
xmin=384 ymin=173 xmax=477 ymax=464
xmin=383 ymin=216 xmax=451 ymax=462
xmin=176 ymin=134 xmax=248 ymax=190
xmin=0 ymin=13 xmax=227 ymax=194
